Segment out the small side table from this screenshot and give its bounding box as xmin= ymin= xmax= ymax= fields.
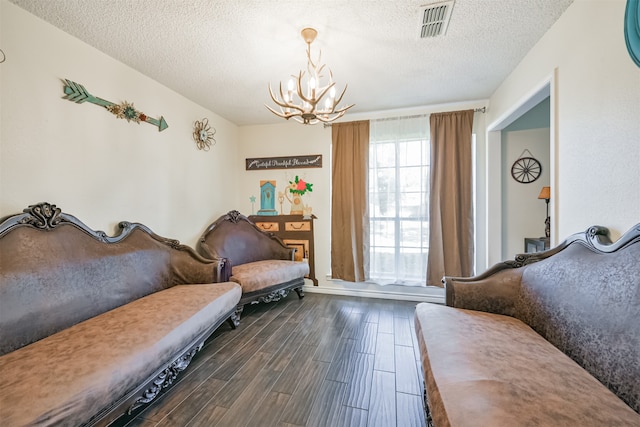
xmin=524 ymin=237 xmax=550 ymax=253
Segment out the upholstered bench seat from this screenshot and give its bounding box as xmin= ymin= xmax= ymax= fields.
xmin=0 ymin=282 xmax=241 ymax=427
xmin=231 ymin=259 xmax=309 ymax=293
xmin=415 ymin=302 xmax=640 ymax=427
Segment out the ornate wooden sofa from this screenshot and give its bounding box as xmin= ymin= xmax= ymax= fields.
xmin=415 ymin=224 xmax=640 ymax=426
xmin=0 ymin=203 xmax=242 ymax=427
xmin=197 ymin=210 xmax=308 ymax=318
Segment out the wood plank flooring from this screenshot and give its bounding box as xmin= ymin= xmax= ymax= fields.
xmin=111 ymin=292 xmax=426 ymax=427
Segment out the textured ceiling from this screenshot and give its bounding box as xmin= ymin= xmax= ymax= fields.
xmin=10 ymin=0 xmax=574 ymax=126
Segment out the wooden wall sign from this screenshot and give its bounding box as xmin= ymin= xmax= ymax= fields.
xmin=245 ymin=155 xmax=322 ymax=171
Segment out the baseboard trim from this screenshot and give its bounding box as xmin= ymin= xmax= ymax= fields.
xmin=301 ymin=285 xmax=445 ymax=304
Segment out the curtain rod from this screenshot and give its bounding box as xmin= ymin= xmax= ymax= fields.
xmin=324 ymin=107 xmax=487 ymax=128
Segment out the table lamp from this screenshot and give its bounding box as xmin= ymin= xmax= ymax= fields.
xmin=538 ymin=186 xmax=551 ymax=238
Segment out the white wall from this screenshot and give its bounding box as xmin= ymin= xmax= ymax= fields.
xmin=237 ymin=122 xmax=329 ymax=221
xmin=488 ymin=0 xmax=640 ymax=241
xmin=237 ymin=121 xmax=331 ymax=289
xmin=0 ymin=1 xmax=239 ymax=247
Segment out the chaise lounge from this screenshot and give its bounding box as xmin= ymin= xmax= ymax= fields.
xmin=0 ymin=202 xmax=242 ymax=427
xmin=414 ymin=224 xmax=640 ymax=426
xmin=197 ymin=210 xmax=309 ymax=319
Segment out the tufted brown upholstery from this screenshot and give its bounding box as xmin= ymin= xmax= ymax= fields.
xmin=416 ymin=224 xmax=640 ymax=426
xmin=0 ymin=203 xmax=242 ymax=426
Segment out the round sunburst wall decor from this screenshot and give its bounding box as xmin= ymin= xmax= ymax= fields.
xmin=193 ymin=118 xmax=216 ymax=151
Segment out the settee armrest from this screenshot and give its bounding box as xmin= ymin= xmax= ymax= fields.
xmin=443 ymin=264 xmax=524 ymax=317
xmin=286 ymin=246 xmax=296 ymax=261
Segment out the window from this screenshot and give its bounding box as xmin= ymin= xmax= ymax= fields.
xmin=369 ymin=116 xmax=430 ymax=286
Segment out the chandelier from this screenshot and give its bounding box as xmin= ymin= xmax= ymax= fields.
xmin=266 ymin=28 xmax=354 ymax=125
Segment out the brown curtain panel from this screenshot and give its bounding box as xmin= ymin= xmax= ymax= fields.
xmin=427 ymin=110 xmax=474 ymax=287
xmin=331 ymin=120 xmax=370 ymax=282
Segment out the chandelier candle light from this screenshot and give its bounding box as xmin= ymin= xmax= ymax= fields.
xmin=266 ymin=28 xmax=354 ymax=125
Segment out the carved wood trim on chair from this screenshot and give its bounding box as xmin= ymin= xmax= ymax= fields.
xmin=128 ymin=345 xmax=202 ymax=414
xmin=233 ymin=279 xmax=305 ymax=321
xmin=84 ymin=307 xmax=238 ymax=427
xmin=0 ymin=202 xmax=215 ymax=265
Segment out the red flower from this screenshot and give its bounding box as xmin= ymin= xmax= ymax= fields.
xmin=288 ymin=175 xmax=313 ymax=195
xmin=139 ymin=113 xmax=147 ymax=121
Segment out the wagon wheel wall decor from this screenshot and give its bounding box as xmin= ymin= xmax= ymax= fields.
xmin=511 ymin=149 xmax=542 ymax=184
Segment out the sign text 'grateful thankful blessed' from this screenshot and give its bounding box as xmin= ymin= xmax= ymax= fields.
xmin=245 ymin=154 xmax=323 ymax=171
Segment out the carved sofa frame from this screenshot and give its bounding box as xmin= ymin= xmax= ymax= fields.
xmin=197 ymin=210 xmax=308 ymax=318
xmin=0 ymin=203 xmax=242 ymax=426
xmin=414 ymin=224 xmax=640 ymax=426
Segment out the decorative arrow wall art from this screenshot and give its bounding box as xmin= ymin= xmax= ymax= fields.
xmin=62 ymin=79 xmax=168 ymax=132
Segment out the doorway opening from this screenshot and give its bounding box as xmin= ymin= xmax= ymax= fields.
xmin=484 ymin=71 xmax=557 ymax=268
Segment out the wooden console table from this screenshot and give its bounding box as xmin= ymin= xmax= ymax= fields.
xmin=249 ymin=214 xmax=318 ymax=286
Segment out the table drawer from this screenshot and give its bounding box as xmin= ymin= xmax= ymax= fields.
xmin=285 ymin=221 xmax=311 ymax=231
xmin=254 ymin=222 xmax=279 ymax=232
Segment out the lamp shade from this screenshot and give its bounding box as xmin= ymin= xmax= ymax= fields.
xmin=538 ymin=186 xmax=551 ymax=200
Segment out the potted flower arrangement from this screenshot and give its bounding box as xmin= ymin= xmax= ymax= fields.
xmin=286 ymin=175 xmax=312 ymax=215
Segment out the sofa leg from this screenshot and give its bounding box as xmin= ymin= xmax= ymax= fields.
xmin=227 ymin=312 xmax=240 ymax=329
xmin=294 ymin=287 xmax=305 ymax=299
xmin=423 ymin=383 xmax=434 ymax=427
xmin=234 ymin=304 xmax=244 ymax=322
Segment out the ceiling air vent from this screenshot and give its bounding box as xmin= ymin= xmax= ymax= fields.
xmin=420 ymin=1 xmax=455 ymax=38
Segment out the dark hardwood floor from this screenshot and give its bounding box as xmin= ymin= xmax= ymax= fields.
xmin=112 ymin=292 xmax=426 ymax=427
